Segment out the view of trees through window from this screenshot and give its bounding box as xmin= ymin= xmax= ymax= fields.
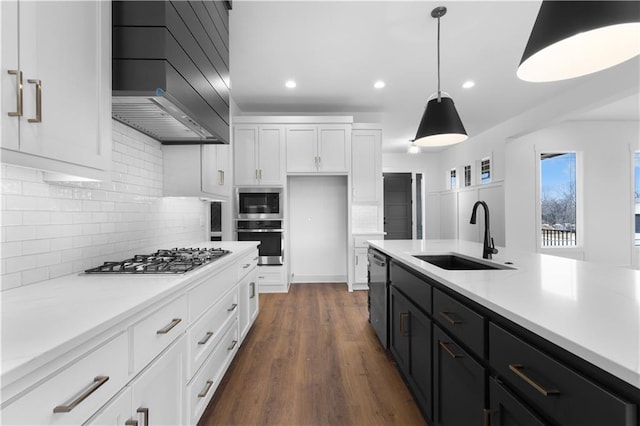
xmin=541 ymin=153 xmax=576 ymax=247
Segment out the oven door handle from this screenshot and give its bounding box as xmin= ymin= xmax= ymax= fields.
xmin=236 ymin=229 xmax=284 ymax=232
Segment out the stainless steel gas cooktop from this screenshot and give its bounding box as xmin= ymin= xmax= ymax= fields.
xmin=84 ymin=247 xmax=231 ymax=274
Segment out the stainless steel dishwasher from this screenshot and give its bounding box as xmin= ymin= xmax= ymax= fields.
xmin=368 ymin=248 xmax=389 ymax=348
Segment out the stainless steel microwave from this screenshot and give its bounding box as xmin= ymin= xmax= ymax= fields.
xmin=236 ymin=188 xmax=283 ymax=219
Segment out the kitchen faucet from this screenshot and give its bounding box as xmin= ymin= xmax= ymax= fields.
xmin=470 ymin=201 xmax=498 ymax=259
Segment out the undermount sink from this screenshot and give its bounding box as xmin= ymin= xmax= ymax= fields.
xmin=413 ymin=254 xmax=514 ymax=271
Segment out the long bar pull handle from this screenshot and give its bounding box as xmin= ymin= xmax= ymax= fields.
xmin=218 ymin=170 xmax=224 ymax=186
xmin=198 ymin=331 xmax=214 ymax=345
xmin=53 ymin=376 xmax=109 ymax=413
xmin=439 ymin=311 xmax=463 ymax=325
xmin=243 ymin=263 xmax=251 ymax=269
xmin=250 ymin=282 xmax=256 ymax=299
xmin=508 ymin=364 xmax=560 ymax=396
xmin=137 ymin=407 xmax=149 ymax=426
xmin=156 ymin=318 xmax=181 ymax=334
xmin=399 ymin=312 xmax=409 ymax=337
xmin=227 ymin=340 xmax=238 ymax=351
xmin=7 ymin=70 xmax=22 ymax=117
xmin=439 ymin=340 xmax=464 ymax=359
xmin=227 ymin=303 xmax=238 ymax=312
xmin=198 ymin=380 xmax=214 ymax=398
xmin=27 ymin=79 xmax=42 ymax=123
xmin=255 ymin=169 xmax=259 ymax=181
xmin=483 ymin=409 xmax=497 ymax=426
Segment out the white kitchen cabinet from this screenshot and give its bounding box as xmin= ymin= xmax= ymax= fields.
xmin=84 ymin=387 xmax=132 ymax=426
xmin=239 ymin=269 xmax=258 ymax=344
xmin=286 ymin=124 xmax=351 ymax=174
xmin=234 ymin=125 xmax=285 ymax=186
xmin=163 ymin=144 xmax=231 ymax=200
xmin=257 ymin=265 xmax=288 ymax=293
xmin=1 ymin=0 xmax=111 ymax=180
xmin=354 ymin=248 xmax=368 ymax=285
xmin=352 ymin=127 xmax=382 ymax=203
xmin=351 ymin=233 xmax=383 ymax=291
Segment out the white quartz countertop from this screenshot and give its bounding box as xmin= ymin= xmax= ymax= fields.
xmin=368 ymin=239 xmax=640 ymax=389
xmin=1 ymin=241 xmax=258 ymax=387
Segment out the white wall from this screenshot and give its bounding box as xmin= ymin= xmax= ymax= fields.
xmin=0 ymin=121 xmax=207 ymax=290
xmin=506 ymin=120 xmax=639 ymax=267
xmin=288 ymin=176 xmax=348 ymax=282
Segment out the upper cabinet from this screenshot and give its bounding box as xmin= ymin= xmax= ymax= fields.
xmin=234 ymin=125 xmax=285 ymax=186
xmin=1 ymin=0 xmax=111 ymax=180
xmin=286 ymin=124 xmax=351 ymax=174
xmin=352 ymin=126 xmax=382 ymax=203
xmin=164 ymin=144 xmax=230 ymax=200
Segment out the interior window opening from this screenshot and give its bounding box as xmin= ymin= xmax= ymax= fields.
xmin=540 ymin=152 xmax=577 ymax=247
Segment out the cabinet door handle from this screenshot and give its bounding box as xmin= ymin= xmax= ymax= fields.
xmin=508 ymin=364 xmax=560 ymax=396
xmin=227 ymin=303 xmax=238 ymax=312
xmin=439 ymin=340 xmax=464 ymax=359
xmin=483 ymin=409 xmax=497 ymax=426
xmin=125 ymin=420 xmax=138 ymax=426
xmin=53 ymin=376 xmax=109 ymax=413
xmin=318 ymin=156 xmax=321 ymax=168
xmin=250 ymin=282 xmax=256 ymax=298
xmin=198 ymin=380 xmax=214 ymax=398
xmin=399 ymin=312 xmax=409 ymax=337
xmin=439 ymin=311 xmax=463 ymax=325
xmin=27 ymin=79 xmax=42 ymax=123
xmin=227 ymin=339 xmax=238 ymax=351
xmin=137 ymin=407 xmax=149 ymax=426
xmin=7 ymin=70 xmax=23 ymax=117
xmin=156 ymin=318 xmax=182 ymax=334
xmin=198 ymin=331 xmax=214 ymax=345
xmin=218 ymin=170 xmax=224 ymax=186
xmin=255 ymin=169 xmax=259 ymax=181
xmin=243 ymin=263 xmax=251 ymax=269
xmin=253 ymin=256 xmax=259 ymax=261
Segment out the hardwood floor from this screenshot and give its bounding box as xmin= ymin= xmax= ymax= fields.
xmin=199 ymin=283 xmax=426 ymax=426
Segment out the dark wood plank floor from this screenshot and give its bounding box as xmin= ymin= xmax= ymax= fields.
xmin=199 ymin=283 xmax=426 ymax=426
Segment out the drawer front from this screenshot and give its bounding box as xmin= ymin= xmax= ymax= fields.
xmin=189 ymin=264 xmax=235 ymax=322
xmin=389 ymin=261 xmax=431 ymax=314
xmin=433 ymin=288 xmax=485 ymax=356
xmin=237 ymin=250 xmax=258 ymax=281
xmin=187 ymin=286 xmax=238 ymax=379
xmin=132 ymin=295 xmax=188 ymax=373
xmin=489 ymin=323 xmax=636 ymax=426
xmin=2 ymin=333 xmax=128 ymax=426
xmin=187 ymin=319 xmax=239 ymax=425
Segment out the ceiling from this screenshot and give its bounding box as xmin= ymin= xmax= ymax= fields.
xmin=229 ymin=1 xmax=640 ymax=153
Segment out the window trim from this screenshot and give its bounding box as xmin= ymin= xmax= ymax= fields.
xmin=480 ymin=157 xmax=491 ymax=185
xmin=450 ymin=168 xmax=457 ymax=190
xmin=464 ymin=165 xmax=471 ymax=187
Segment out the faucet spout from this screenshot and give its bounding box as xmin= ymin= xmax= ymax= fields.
xmin=470 ymin=201 xmax=498 ymax=259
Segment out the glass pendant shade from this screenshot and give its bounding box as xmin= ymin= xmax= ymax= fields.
xmin=414 ymin=96 xmax=468 ymax=147
xmin=518 ymin=1 xmax=640 ymax=82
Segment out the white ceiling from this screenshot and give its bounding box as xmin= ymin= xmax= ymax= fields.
xmin=229 ymin=1 xmax=640 ymax=153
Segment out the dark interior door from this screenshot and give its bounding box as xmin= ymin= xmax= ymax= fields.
xmin=384 ymin=173 xmax=412 ymax=239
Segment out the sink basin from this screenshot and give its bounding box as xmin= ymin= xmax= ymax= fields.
xmin=413 ymin=254 xmax=512 ymax=270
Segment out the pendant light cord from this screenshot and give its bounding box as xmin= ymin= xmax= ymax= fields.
xmin=437 ymin=15 xmax=441 ymax=102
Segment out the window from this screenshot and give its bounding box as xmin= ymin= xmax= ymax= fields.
xmin=464 ymin=165 xmax=471 ymax=187
xmin=450 ymin=168 xmax=457 ymax=189
xmin=480 ymin=158 xmax=491 ymax=184
xmin=540 ymin=152 xmax=577 ymax=247
xmin=635 ymin=152 xmax=639 ymax=246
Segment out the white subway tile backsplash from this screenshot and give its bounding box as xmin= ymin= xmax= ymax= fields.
xmin=1 ymin=179 xmax=22 ymax=195
xmin=1 ymin=211 xmax=22 ymax=226
xmin=1 ymin=241 xmax=22 ymax=258
xmin=23 ymin=182 xmax=51 ymax=197
xmin=23 ymin=266 xmax=49 ymax=285
xmin=4 ymin=195 xmax=39 ymax=211
xmin=22 ymin=240 xmax=50 ymax=255
xmin=23 ymin=211 xmax=50 ymax=226
xmin=5 ymin=256 xmax=36 ymax=273
xmin=6 ymin=226 xmax=37 ymax=242
xmin=1 ymin=272 xmax=22 ymax=291
xmin=5 ymin=165 xmax=38 ymax=182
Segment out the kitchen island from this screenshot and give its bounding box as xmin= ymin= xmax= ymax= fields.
xmin=369 ymin=239 xmax=640 ymax=426
xmin=1 ymin=241 xmax=259 ymax=425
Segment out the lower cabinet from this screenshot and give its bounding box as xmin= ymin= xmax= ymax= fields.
xmin=486 ymin=377 xmax=547 ymax=426
xmin=432 ymin=325 xmax=485 ymax=426
xmin=239 ymin=268 xmax=258 ymax=344
xmin=389 ymin=286 xmax=433 ymax=421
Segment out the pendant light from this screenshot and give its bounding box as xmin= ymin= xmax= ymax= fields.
xmin=518 ymin=1 xmax=640 ymax=82
xmin=408 ymin=140 xmax=421 ymax=154
xmin=414 ymin=6 xmax=468 ymax=147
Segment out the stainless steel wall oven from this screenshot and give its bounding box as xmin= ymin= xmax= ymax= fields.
xmin=236 ymin=220 xmax=283 ymax=266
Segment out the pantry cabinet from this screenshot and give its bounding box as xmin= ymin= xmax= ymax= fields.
xmin=286 ymin=124 xmax=351 ymax=173
xmin=1 ymin=0 xmax=111 ymax=180
xmin=234 ymin=125 xmax=285 ymax=186
xmin=351 ymin=127 xmax=382 ymax=203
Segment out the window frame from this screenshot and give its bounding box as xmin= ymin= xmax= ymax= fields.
xmin=480 ymin=157 xmax=491 ymax=184
xmin=464 ymin=165 xmax=471 ymax=187
xmin=450 ymin=168 xmax=457 ymax=190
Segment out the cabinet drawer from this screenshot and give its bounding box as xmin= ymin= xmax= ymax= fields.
xmin=131 ymin=295 xmax=188 ymax=373
xmin=237 ymin=250 xmax=258 ymax=280
xmin=489 ymin=323 xmax=636 ymax=426
xmin=433 ymin=288 xmax=485 ymax=356
xmin=390 ymin=261 xmax=431 ymax=314
xmin=187 ymin=319 xmax=239 ymax=425
xmin=189 ymin=264 xmax=235 ymax=322
xmin=2 ymin=333 xmax=128 ymax=426
xmin=187 ymin=286 xmax=238 ymax=379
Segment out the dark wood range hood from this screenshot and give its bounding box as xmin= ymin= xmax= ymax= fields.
xmin=112 ymin=1 xmax=231 ymax=144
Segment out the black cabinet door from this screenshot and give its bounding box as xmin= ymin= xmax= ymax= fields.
xmin=390 ymin=286 xmax=410 ymax=374
xmin=487 ymin=377 xmax=548 ymax=426
xmin=433 ymin=325 xmax=485 ymax=426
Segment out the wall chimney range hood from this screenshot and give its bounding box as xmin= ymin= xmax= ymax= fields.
xmin=112 ymin=1 xmax=231 ymax=145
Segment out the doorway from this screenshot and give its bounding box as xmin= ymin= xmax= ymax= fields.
xmin=384 ymin=173 xmax=412 ymax=239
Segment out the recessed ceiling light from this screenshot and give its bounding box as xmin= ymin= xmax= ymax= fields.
xmin=462 ymin=80 xmax=475 ymax=89
xmin=374 ymin=80 xmax=386 ymax=89
xmin=285 ymin=80 xmax=296 ymax=89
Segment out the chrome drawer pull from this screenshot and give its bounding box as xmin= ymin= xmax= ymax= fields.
xmin=27 ymin=79 xmax=42 ymax=123
xmin=7 ymin=70 xmax=23 ymax=117
xmin=243 ymin=263 xmax=251 ymax=269
xmin=439 ymin=311 xmax=462 ymax=325
xmin=439 ymin=340 xmax=464 ymax=359
xmin=198 ymin=331 xmax=214 ymax=345
xmin=250 ymin=282 xmax=256 ymax=299
xmin=227 ymin=303 xmax=238 ymax=312
xmin=508 ymin=364 xmax=560 ymax=396
xmin=53 ymin=376 xmax=109 ymax=413
xmin=137 ymin=407 xmax=149 ymax=426
xmin=156 ymin=318 xmax=182 ymax=334
xmin=227 ymin=340 xmax=238 ymax=351
xmin=198 ymin=380 xmax=214 ymax=398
